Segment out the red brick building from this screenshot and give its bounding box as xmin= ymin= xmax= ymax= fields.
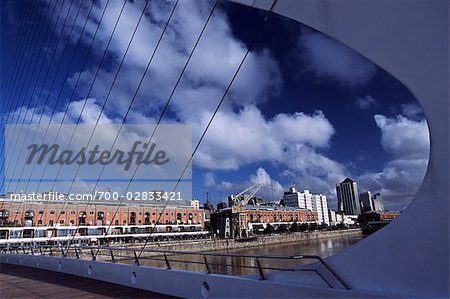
xmin=211 ymin=205 xmax=319 ymax=238
xmin=245 ymin=208 xmax=318 ymax=223
xmin=0 ymin=202 xmax=204 ymax=228
xmin=358 ymin=211 xmax=400 ymax=224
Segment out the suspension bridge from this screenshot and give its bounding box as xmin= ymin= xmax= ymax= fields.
xmin=0 ymin=0 xmax=448 ymax=298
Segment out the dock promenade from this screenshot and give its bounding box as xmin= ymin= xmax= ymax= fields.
xmin=115 ymin=229 xmax=363 ymax=255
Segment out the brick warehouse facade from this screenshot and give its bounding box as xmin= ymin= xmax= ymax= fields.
xmin=211 ymin=205 xmax=319 ymax=238
xmin=245 ymin=208 xmax=318 ymax=223
xmin=0 ymin=201 xmax=204 ymax=227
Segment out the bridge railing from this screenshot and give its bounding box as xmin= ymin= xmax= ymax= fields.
xmin=1 ymin=244 xmax=350 ymax=290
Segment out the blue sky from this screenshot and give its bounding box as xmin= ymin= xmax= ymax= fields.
xmin=1 ymin=0 xmax=429 ymax=211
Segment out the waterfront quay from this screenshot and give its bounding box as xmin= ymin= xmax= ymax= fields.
xmin=2 ymin=232 xmax=363 ymax=285
xmin=118 ymin=228 xmax=363 ymax=254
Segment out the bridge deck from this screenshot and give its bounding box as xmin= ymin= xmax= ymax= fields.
xmin=0 ymin=263 xmax=172 ymax=298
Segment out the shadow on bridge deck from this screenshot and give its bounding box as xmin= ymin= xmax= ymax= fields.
xmin=0 ymin=263 xmax=174 ymax=298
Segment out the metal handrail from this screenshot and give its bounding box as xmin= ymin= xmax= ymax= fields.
xmin=1 ymin=244 xmax=351 ymax=290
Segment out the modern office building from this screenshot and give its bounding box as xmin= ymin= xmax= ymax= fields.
xmin=359 ymin=191 xmax=385 ymax=212
xmin=328 ymin=209 xmax=337 ymax=225
xmin=359 ymin=191 xmax=375 ymax=212
xmin=282 ymin=186 xmax=312 ymax=210
xmin=282 ymin=186 xmax=328 ymax=225
xmin=336 ymin=177 xmax=361 ymax=215
xmin=312 ymin=194 xmax=329 ymax=225
xmin=372 ymin=193 xmax=384 ymax=211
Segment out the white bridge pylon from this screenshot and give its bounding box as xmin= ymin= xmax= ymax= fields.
xmin=231 ymin=0 xmax=449 ymax=297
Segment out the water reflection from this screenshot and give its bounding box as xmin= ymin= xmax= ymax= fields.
xmin=132 ymin=235 xmax=363 ymax=276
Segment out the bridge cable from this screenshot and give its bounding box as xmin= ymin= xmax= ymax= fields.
xmin=1 ymin=0 xmax=40 ymax=120
xmin=0 ymin=0 xmax=62 ymax=191
xmin=0 ymin=0 xmax=44 ymax=166
xmin=15 ymin=1 xmax=110 ymax=246
xmin=2 ymin=1 xmax=46 ymax=135
xmin=7 ymin=0 xmax=82 ymax=226
xmin=24 ymin=0 xmax=112 ymax=246
xmin=9 ymin=1 xmax=84 ymax=229
xmin=87 ymin=0 xmax=221 ymax=259
xmin=26 ymin=0 xmax=128 ymax=243
xmin=1 ymin=0 xmax=34 ymax=119
xmin=60 ymin=0 xmax=182 ymax=252
xmin=0 ymin=0 xmax=64 ymax=212
xmin=18 ymin=0 xmax=97 ymax=208
xmin=0 ymin=0 xmax=71 ymax=191
xmin=31 ymin=0 xmax=159 ymax=244
xmin=6 ymin=1 xmax=83 ymax=194
xmin=0 ymin=0 xmax=39 ymax=193
xmin=40 ymin=0 xmax=133 ymax=244
xmin=137 ymin=0 xmax=279 ymax=258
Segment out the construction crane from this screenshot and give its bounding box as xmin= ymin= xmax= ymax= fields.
xmin=228 ymin=182 xmax=271 ymax=207
xmin=226 ymin=182 xmax=271 ymax=240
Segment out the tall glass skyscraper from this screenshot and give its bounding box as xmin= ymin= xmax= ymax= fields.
xmin=336 ymin=178 xmax=361 ymax=215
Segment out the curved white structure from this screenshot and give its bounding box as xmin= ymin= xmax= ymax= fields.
xmin=232 ymin=0 xmax=449 ymax=297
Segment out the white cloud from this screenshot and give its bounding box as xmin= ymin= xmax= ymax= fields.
xmin=9 ymin=98 xmax=346 ymax=204
xmin=55 ymin=0 xmax=282 ymax=122
xmin=299 ymin=30 xmax=376 ymax=87
xmin=359 ymin=114 xmax=429 ymax=210
xmin=401 ymin=103 xmax=423 ymax=119
xmin=218 ymin=180 xmax=234 ymax=191
xmin=8 ymin=98 xmax=121 ymax=125
xmin=203 ymin=172 xmax=216 ymax=187
xmin=374 ymin=114 xmax=429 ymax=159
xmin=66 ymin=98 xmax=115 ymax=124
xmin=355 ymin=95 xmax=377 ymax=110
xmin=193 ymin=105 xmax=335 ymax=170
xmin=214 ymin=167 xmax=285 ymax=202
xmin=358 ymin=158 xmax=428 ymax=210
xmin=249 ymin=167 xmax=284 ymax=198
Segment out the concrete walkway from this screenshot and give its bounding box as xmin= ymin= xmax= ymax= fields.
xmin=0 ymin=263 xmax=173 ymax=298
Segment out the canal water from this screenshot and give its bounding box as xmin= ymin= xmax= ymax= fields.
xmin=133 ymin=235 xmax=364 ymax=276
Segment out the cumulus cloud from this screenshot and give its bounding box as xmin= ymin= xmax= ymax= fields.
xmin=54 ymin=0 xmax=282 ymax=121
xmin=10 ymin=98 xmax=346 ymax=203
xmin=29 ymin=0 xmax=349 ymax=202
xmin=359 ymin=114 xmax=429 ymax=210
xmin=299 ymin=30 xmax=376 ymax=87
xmin=193 ymin=105 xmax=335 ymax=170
xmin=354 ymin=95 xmax=377 ymax=110
xmin=374 ymin=114 xmax=429 ymax=159
xmin=8 ymin=98 xmax=119 ymax=125
xmin=212 ymin=167 xmax=285 ymax=202
xmin=203 ymin=172 xmax=216 ymax=187
xmin=401 ymin=103 xmax=423 ymax=119
xmin=249 ymin=167 xmax=284 ymax=198
xmin=5 ymin=99 xmax=191 ymax=197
